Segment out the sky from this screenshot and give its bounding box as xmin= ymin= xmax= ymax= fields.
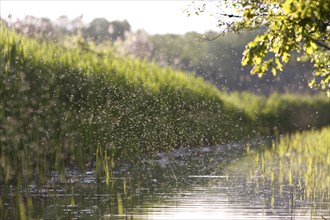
xmin=0 ymin=1 xmax=221 ymax=35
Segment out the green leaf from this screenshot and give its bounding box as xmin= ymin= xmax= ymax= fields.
xmin=253 ymin=56 xmax=262 ymax=65
xmin=281 ymin=52 xmax=290 ymax=63
xmin=275 ymin=58 xmax=283 ymax=71
xmin=271 ymin=67 xmax=277 ymax=76
xmin=305 ymin=45 xmax=313 ymax=55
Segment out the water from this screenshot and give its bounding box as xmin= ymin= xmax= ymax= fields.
xmin=2 ymin=139 xmax=329 ymax=219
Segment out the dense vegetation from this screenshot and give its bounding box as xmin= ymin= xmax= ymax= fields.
xmin=224 ymin=92 xmax=330 ymax=134
xmin=0 ymin=26 xmax=251 ymax=183
xmin=190 ymin=0 xmax=330 ymax=94
xmin=149 ymin=31 xmax=315 ymax=94
xmin=3 ymin=16 xmax=319 ymax=94
xmin=227 ymin=126 xmax=330 ymax=206
xmin=0 ymin=26 xmax=329 ymax=185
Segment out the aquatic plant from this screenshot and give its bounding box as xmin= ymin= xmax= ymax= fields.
xmin=226 ymin=127 xmax=330 ymax=218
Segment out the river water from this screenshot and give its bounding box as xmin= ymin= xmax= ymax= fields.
xmin=2 ymin=139 xmax=329 ymax=219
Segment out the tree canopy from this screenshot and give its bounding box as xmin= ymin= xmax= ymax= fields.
xmin=191 ymin=0 xmax=330 ymax=95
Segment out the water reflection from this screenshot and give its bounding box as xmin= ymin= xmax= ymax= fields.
xmin=130 ymin=176 xmax=327 ymax=220
xmin=2 ymin=139 xmax=329 ymax=219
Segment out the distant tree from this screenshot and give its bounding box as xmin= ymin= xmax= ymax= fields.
xmin=54 ymin=15 xmax=70 ymax=34
xmin=150 ymin=32 xmax=205 ymax=71
xmin=108 ymin=20 xmax=131 ymax=41
xmin=114 ymin=29 xmax=153 ymax=60
xmin=85 ymin=17 xmax=111 ymax=43
xmin=84 ymin=18 xmax=131 ymax=43
xmin=190 ymin=0 xmax=330 ymax=95
xmin=70 ymin=15 xmax=84 ymax=34
xmin=11 ymin=15 xmax=55 ymax=38
xmin=149 ymin=31 xmax=311 ymax=94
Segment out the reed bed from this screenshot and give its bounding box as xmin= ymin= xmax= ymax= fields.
xmin=0 ymin=26 xmax=329 ymax=218
xmin=226 ymin=127 xmax=330 ymax=218
xmin=0 ymin=26 xmax=256 ymax=184
xmin=1 ymin=26 xmax=329 ymax=182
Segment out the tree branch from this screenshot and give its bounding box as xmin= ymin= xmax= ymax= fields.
xmin=197 ymin=22 xmax=235 ymax=42
xmin=310 ymin=38 xmax=330 ymax=51
xmin=219 ymin=13 xmax=241 ymax=18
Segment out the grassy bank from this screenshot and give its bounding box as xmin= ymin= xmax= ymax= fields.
xmin=0 ymin=27 xmax=255 ymax=183
xmin=223 ymin=92 xmax=330 ymax=134
xmin=0 ymin=27 xmax=329 ymax=184
xmin=226 ymin=126 xmax=330 ymax=203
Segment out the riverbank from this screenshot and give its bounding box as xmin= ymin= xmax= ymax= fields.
xmin=0 ymin=27 xmax=329 ymax=185
xmin=1 ymin=127 xmax=329 ymax=219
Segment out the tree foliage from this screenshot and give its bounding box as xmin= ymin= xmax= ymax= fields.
xmin=193 ymin=0 xmax=330 ymax=95
xmin=84 ymin=18 xmax=130 ymax=43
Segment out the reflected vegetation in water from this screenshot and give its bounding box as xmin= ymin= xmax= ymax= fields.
xmin=1 ymin=131 xmax=329 ymax=220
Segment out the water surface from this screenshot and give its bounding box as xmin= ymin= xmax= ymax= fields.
xmin=2 ymin=139 xmax=329 ymax=219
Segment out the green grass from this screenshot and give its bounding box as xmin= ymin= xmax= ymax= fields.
xmin=0 ymin=26 xmax=329 ymax=186
xmin=226 ymin=127 xmax=330 ymax=204
xmin=272 ymin=127 xmax=330 ymax=198
xmin=223 ymin=92 xmax=330 ymax=134
xmin=0 ymin=27 xmax=256 ymax=183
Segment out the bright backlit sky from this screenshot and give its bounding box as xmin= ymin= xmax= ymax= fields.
xmin=1 ymin=1 xmax=220 ymax=35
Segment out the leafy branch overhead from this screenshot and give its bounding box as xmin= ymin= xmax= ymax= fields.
xmin=192 ymin=0 xmax=330 ymax=95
